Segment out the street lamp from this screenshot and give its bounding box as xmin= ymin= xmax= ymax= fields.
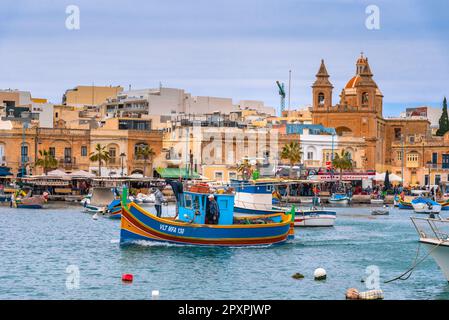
xmin=120 ymin=152 xmax=126 ymax=177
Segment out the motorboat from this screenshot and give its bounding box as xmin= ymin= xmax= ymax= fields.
xmin=328 ymin=193 xmax=351 ymax=205
xmin=411 ymin=197 xmax=442 ymax=214
xmin=231 ymin=179 xmax=336 ymax=227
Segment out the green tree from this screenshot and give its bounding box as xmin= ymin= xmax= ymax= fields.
xmin=89 ymin=144 xmax=110 ymax=177
xmin=436 ymin=97 xmax=449 ymax=136
xmin=280 ymin=141 xmax=302 ymax=178
xmin=332 ymin=150 xmax=353 ymax=182
xmin=136 ymin=145 xmax=155 ymax=177
xmin=35 ymin=150 xmax=58 ymax=175
xmin=237 ymin=158 xmax=253 ymax=180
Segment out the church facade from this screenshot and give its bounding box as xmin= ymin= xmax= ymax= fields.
xmin=311 ymin=54 xmax=431 ymax=176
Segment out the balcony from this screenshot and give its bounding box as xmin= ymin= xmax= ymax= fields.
xmin=303 ymin=160 xmax=321 ymax=168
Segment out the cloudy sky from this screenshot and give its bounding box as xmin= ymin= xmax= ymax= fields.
xmin=1 ymin=0 xmax=448 ymax=116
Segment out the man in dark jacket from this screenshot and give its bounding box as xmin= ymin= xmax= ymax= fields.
xmin=206 ymin=194 xmax=220 ymax=224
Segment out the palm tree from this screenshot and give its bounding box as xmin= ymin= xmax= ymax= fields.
xmin=89 ymin=144 xmax=110 ymax=177
xmin=332 ymin=150 xmax=353 ymax=182
xmin=237 ymin=158 xmax=253 ymax=180
xmin=35 ymin=150 xmax=58 ymax=175
xmin=136 ymin=145 xmax=155 ymax=177
xmin=280 ymin=141 xmax=302 ymax=177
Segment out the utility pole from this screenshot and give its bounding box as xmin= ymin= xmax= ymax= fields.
xmin=288 ymin=70 xmax=292 ymax=111
xmin=401 ymin=134 xmax=404 ymax=186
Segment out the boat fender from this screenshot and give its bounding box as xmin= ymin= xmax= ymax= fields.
xmin=346 ymin=288 xmax=383 ymax=300
xmin=122 ymin=274 xmax=133 ymax=282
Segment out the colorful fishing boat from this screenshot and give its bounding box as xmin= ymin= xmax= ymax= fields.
xmin=231 ymin=179 xmax=336 ymax=227
xmin=328 ymin=193 xmax=351 ymax=205
xmin=398 ymin=199 xmax=413 ymax=210
xmin=411 ymin=197 xmax=442 ymax=214
xmin=12 ymin=191 xmax=49 ymax=209
xmin=438 ymin=199 xmax=449 ymax=211
xmin=106 ymin=199 xmax=122 ymax=219
xmin=120 ymin=182 xmax=294 ymax=247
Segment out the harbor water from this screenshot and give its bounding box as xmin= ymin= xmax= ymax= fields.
xmin=1 ymin=203 xmax=448 ymax=300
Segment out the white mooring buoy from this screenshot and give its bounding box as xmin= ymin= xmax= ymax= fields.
xmin=152 ymin=290 xmax=160 ymax=300
xmin=314 ymin=268 xmax=327 ymax=280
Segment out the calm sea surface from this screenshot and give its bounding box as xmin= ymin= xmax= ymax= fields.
xmin=1 ymin=202 xmax=448 ymax=300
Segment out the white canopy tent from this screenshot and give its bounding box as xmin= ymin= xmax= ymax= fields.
xmin=373 ymin=172 xmax=402 ymax=182
xmin=69 ymin=170 xmax=95 ymax=178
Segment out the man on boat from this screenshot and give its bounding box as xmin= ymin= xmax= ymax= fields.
xmin=153 ymin=187 xmax=166 ymax=217
xmin=206 ymin=194 xmax=220 ymax=224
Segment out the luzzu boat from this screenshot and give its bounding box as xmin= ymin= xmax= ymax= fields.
xmin=231 ymin=179 xmax=336 ymax=227
xmin=438 ymin=199 xmax=449 ymax=211
xmin=106 ymin=199 xmax=122 ymax=219
xmin=328 ymin=193 xmax=351 ymax=205
xmin=411 ymin=197 xmax=442 ymax=214
xmin=12 ymin=190 xmax=49 ymax=209
xmin=398 ymin=199 xmax=413 ymax=209
xmin=120 ymin=182 xmax=295 ymax=247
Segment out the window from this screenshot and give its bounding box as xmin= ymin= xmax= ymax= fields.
xmin=362 ymin=92 xmax=369 ymax=105
xmin=432 ymin=153 xmax=438 ymax=164
xmin=397 ymin=151 xmax=402 ymax=161
xmin=64 ymin=148 xmax=72 ymax=163
xmin=407 ymin=153 xmax=419 ymax=162
xmin=435 ymin=175 xmax=441 ymax=185
xmin=21 ymin=145 xmax=28 ymax=163
xmin=81 ymin=146 xmax=87 ymax=157
xmin=49 ymin=147 xmax=56 ymax=158
xmin=394 ymin=128 xmax=402 ymax=139
xmin=307 ymin=152 xmax=314 ymax=160
xmin=184 ymin=194 xmax=192 ymax=209
xmin=443 ymin=154 xmax=449 ymax=169
xmin=229 ymin=172 xmax=237 ymax=180
xmin=214 ymin=171 xmax=223 ymax=180
xmin=318 ymin=93 xmax=325 ymax=106
xmin=409 ymin=135 xmax=415 ymax=143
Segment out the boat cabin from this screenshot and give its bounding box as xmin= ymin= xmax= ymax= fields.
xmin=178 ymin=190 xmax=235 ymax=225
xmin=230 ymin=179 xmax=276 ymax=208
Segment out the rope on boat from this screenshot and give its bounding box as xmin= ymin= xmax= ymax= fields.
xmin=384 ymin=241 xmax=442 ymax=283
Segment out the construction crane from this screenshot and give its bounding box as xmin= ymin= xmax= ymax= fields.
xmin=276 ymin=80 xmax=286 ymax=116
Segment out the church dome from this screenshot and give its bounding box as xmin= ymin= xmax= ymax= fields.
xmin=345 ymin=75 xmax=361 ymax=89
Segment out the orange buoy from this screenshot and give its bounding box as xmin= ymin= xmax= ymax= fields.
xmin=122 ymin=274 xmax=133 ymax=282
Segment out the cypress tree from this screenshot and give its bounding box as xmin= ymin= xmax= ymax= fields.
xmin=436 ymin=97 xmax=449 ymax=136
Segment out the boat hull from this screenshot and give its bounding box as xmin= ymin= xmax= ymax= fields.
xmin=398 ymin=201 xmax=412 ymax=209
xmin=120 ymin=203 xmax=292 ymax=247
xmin=422 ymin=240 xmax=449 ymax=282
xmin=294 ymin=211 xmax=336 ymax=227
xmin=328 ymin=199 xmax=349 ymax=205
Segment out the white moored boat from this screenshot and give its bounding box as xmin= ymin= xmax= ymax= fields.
xmin=328 ymin=193 xmax=351 ymax=205
xmin=370 ymin=198 xmax=384 ymax=205
xmin=411 ymin=197 xmax=442 ymax=214
xmin=411 ymin=217 xmax=449 ymax=281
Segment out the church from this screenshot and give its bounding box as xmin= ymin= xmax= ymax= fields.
xmin=311 ymin=54 xmax=431 ymax=176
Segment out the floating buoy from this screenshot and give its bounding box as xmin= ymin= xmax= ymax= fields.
xmin=292 ymin=273 xmax=304 ymax=280
xmin=152 ymin=290 xmax=160 ymax=300
xmin=92 ymin=213 xmax=98 ymax=220
xmin=314 ymin=268 xmax=327 ymax=280
xmin=345 ymin=288 xmax=383 ymax=300
xmin=122 ymin=274 xmax=133 ymax=282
